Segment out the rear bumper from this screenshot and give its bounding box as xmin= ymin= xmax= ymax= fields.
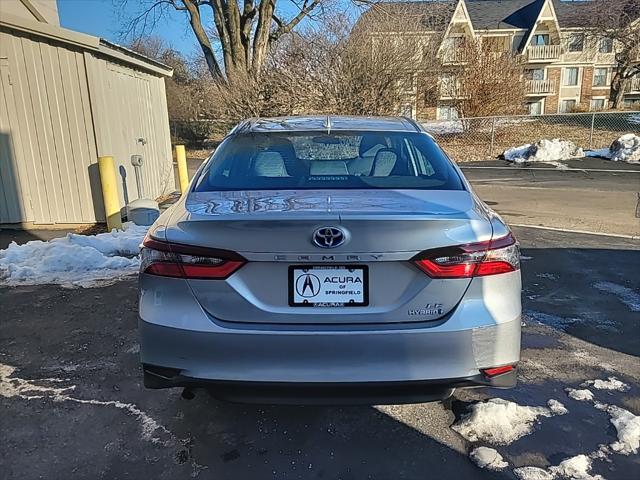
xmin=139 ymin=315 xmax=520 ymax=399
xmin=142 ymin=365 xmax=517 ymax=405
xmin=138 ymin=273 xmax=521 ymax=403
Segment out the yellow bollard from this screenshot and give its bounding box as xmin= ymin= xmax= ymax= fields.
xmin=175 ymin=145 xmax=189 ymax=194
xmin=97 ymin=156 xmax=122 ymax=231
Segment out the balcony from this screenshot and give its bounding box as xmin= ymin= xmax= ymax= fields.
xmin=625 ymin=77 xmax=640 ymax=93
xmin=526 ymin=44 xmax=563 ymax=62
xmin=525 ymin=79 xmax=556 ymax=96
xmin=441 ymin=49 xmax=467 ymax=65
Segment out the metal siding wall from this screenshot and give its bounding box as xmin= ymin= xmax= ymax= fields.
xmin=0 ymin=28 xmax=99 ymax=224
xmin=86 ymin=56 xmax=173 ymax=207
xmin=0 ymin=27 xmax=172 ymax=225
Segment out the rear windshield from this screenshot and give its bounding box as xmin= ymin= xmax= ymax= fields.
xmin=193 ymin=131 xmax=464 ymax=192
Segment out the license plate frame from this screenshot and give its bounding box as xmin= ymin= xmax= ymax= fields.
xmin=288 ymin=265 xmax=369 ymax=307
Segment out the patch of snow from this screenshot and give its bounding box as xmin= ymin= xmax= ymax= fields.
xmin=469 ymin=446 xmax=509 ymax=471
xmin=514 ymin=466 xmax=555 ymax=480
xmin=451 ymin=398 xmax=560 ymax=445
xmin=566 ymin=388 xmax=594 ymax=401
xmin=582 ymin=377 xmax=630 ymax=392
xmin=422 ymin=120 xmax=464 ymax=135
xmin=605 ymin=406 xmax=640 ymax=455
xmin=592 ymin=282 xmax=640 ymax=312
xmin=516 ymin=454 xmax=604 ymax=480
xmin=0 ymin=223 xmax=148 ymax=288
xmin=0 ymin=362 xmax=174 ymax=446
xmin=548 ymin=399 xmax=568 ymax=415
xmin=504 ymin=144 xmax=533 ymax=162
xmin=503 ymin=139 xmax=584 ymax=164
xmin=549 ymin=454 xmax=603 ymax=480
xmin=586 ymin=134 xmax=640 ymax=164
xmin=610 ymin=134 xmax=640 ymax=163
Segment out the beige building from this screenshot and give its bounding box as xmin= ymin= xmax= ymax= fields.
xmin=0 ymin=0 xmax=174 ymax=226
xmin=365 ymin=0 xmax=640 ymax=120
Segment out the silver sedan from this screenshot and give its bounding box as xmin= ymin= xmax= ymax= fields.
xmin=138 ymin=116 xmax=521 ymax=404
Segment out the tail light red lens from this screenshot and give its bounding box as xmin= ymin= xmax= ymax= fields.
xmin=140 ymin=236 xmax=245 ymax=279
xmin=413 ymin=233 xmax=519 ymax=279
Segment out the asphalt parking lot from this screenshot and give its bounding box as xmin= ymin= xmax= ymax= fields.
xmin=1 ymin=159 xmax=639 ymax=479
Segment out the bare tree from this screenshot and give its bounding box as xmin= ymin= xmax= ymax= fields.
xmin=119 ymin=0 xmax=330 ymax=83
xmin=576 ymin=0 xmax=640 ymax=109
xmin=129 ymin=36 xmax=209 ymax=120
xmin=447 ymin=38 xmax=527 ymax=118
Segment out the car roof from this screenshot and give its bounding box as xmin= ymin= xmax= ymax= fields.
xmin=230 ymin=115 xmax=424 ymax=134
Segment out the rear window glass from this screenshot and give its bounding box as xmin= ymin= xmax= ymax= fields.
xmin=193 ymin=131 xmax=464 ymax=192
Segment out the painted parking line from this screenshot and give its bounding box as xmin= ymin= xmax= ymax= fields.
xmin=510 ymin=223 xmax=640 ymax=240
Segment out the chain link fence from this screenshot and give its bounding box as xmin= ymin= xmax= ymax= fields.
xmin=170 ymin=112 xmax=639 ymax=162
xmin=421 ymin=111 xmax=640 ymax=162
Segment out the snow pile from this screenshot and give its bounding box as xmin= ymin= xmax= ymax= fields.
xmin=549 ymin=454 xmax=603 ymax=480
xmin=514 ymin=466 xmax=554 ymax=480
xmin=586 ymin=134 xmax=640 ymax=164
xmin=0 ymin=223 xmax=148 ymax=288
xmin=606 ymin=405 xmax=640 ymax=455
xmin=514 ymin=455 xmax=603 ymax=480
xmin=452 ymin=398 xmax=563 ymax=444
xmin=566 ymin=388 xmax=594 ymax=401
xmin=547 ymin=399 xmax=569 ymax=415
xmin=503 ymin=139 xmax=584 ymax=164
xmin=469 ymin=446 xmax=508 ymax=471
xmin=582 ymin=377 xmax=630 ymax=392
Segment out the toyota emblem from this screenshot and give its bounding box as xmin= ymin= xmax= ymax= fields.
xmin=313 ymin=227 xmax=346 ymax=248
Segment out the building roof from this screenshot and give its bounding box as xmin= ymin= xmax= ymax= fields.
xmin=465 ymin=0 xmax=544 ymax=30
xmin=232 ymin=116 xmax=422 ymax=134
xmin=356 ymin=1 xmax=456 ymax=33
xmin=0 ymin=12 xmax=173 ymax=76
xmin=360 ymin=0 xmax=609 ymax=32
xmin=552 ymin=0 xmax=600 ymax=28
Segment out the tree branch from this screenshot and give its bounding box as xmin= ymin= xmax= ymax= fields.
xmin=270 ymin=0 xmax=321 ymax=41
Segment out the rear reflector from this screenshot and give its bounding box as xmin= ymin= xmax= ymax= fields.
xmin=140 ymin=236 xmax=245 ymax=279
xmin=482 ymin=365 xmax=515 ymax=377
xmin=413 ymin=233 xmax=520 ymax=279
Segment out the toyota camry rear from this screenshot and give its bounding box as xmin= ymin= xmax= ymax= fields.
xmin=138 ymin=116 xmax=521 ymax=404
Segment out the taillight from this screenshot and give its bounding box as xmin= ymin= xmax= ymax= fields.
xmin=413 ymin=233 xmax=520 ymax=279
xmin=140 ymin=236 xmax=245 ymax=279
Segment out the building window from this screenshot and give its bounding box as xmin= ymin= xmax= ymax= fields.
xmin=563 ymin=67 xmax=579 ymax=86
xmin=568 ymin=33 xmax=584 ymax=52
xmin=590 ymin=99 xmax=606 ymax=111
xmin=560 ymin=99 xmax=577 ymax=113
xmin=528 ymin=101 xmax=543 ymax=116
xmin=525 ymin=68 xmax=545 ymax=81
xmin=532 ymin=34 xmax=550 ymax=46
xmin=437 ymin=105 xmax=458 ymax=121
xmin=599 ymin=38 xmax=613 ymax=54
xmin=593 ymin=68 xmax=608 ymax=87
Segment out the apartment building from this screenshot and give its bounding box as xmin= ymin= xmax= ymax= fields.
xmin=362 ymin=0 xmax=640 ymax=119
